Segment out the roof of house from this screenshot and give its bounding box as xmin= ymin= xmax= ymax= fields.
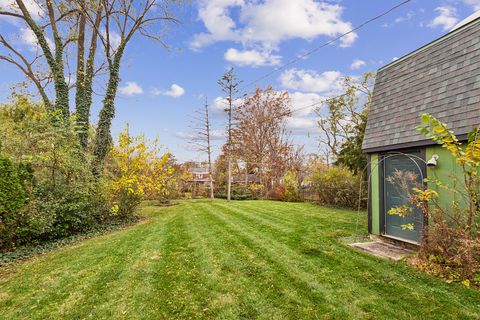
xmin=362 ymin=16 xmax=480 ymax=153
xmin=189 ymin=167 xmax=209 ymax=173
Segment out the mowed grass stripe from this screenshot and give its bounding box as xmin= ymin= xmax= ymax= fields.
xmin=1 ymin=200 xmax=480 ymax=319
xmin=5 ymin=228 xmax=149 ymax=318
xmin=204 ymin=201 xmax=480 ymax=319
xmin=90 ymin=215 xmax=175 ymax=319
xmin=228 ymin=200 xmax=301 ymax=228
xmin=194 ymin=203 xmax=338 ymax=319
xmin=183 ymin=202 xmax=285 ymax=319
xmin=204 ymin=204 xmax=337 ymax=318
xmin=204 ymin=202 xmax=370 ymax=318
xmin=137 ymin=208 xmax=207 ymax=319
xmin=236 ymin=201 xmax=360 ymax=242
xmin=198 ymin=202 xmax=351 ymax=318
xmin=240 ymin=201 xmax=357 ymax=227
xmin=0 ymin=209 xmax=177 ymax=319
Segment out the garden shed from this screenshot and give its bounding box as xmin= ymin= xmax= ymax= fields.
xmin=362 ymin=15 xmax=480 ymax=244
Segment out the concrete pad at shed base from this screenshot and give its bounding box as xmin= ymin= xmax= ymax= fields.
xmin=349 ymin=241 xmax=415 ymax=261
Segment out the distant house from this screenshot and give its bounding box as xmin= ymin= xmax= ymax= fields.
xmin=362 ymin=14 xmax=480 ymax=244
xmin=189 ymin=166 xmax=212 ymax=187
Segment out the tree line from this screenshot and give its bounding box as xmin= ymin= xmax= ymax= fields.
xmin=190 ymin=69 xmax=375 ymax=204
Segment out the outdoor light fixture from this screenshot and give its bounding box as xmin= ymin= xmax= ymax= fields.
xmin=427 ymin=154 xmax=439 ymax=167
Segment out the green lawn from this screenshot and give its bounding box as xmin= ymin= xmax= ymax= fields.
xmin=1 ymin=200 xmax=479 ymax=319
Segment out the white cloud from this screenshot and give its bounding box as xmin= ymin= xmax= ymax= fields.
xmin=18 ymin=27 xmax=53 ymax=51
xmin=151 ymin=88 xmax=162 ymax=96
xmin=211 ymin=129 xmax=226 ymax=140
xmin=224 ymin=48 xmax=281 ymax=67
xmin=392 ymin=56 xmax=399 ymax=62
xmin=190 ymin=0 xmax=243 ymax=49
xmin=176 ymin=129 xmax=225 ymax=140
xmin=191 ymin=0 xmax=356 ymax=65
xmin=383 ymin=9 xmax=425 ymax=28
xmin=350 ymin=59 xmax=366 ymax=70
xmin=212 ymin=96 xmax=243 ymax=115
xmin=289 ymin=91 xmax=324 ymax=116
xmin=286 ymin=117 xmax=318 ymax=134
xmin=19 ymin=27 xmax=37 ymax=46
xmin=212 ymin=96 xmax=228 ymax=114
xmin=429 ymin=6 xmax=458 ymax=31
xmin=100 ymin=29 xmax=122 ymax=51
xmin=239 ymin=0 xmax=357 ymax=48
xmin=119 ymin=82 xmax=143 ymax=96
xmin=0 ymin=0 xmax=44 ymax=21
xmin=152 ymin=84 xmax=185 ymax=98
xmin=163 ymin=84 xmax=185 ymax=98
xmin=280 ymin=68 xmax=343 ymax=94
xmin=394 ymin=11 xmax=415 ymax=24
xmin=463 ymin=0 xmax=480 ymax=11
xmin=109 ymin=31 xmax=122 ymax=51
xmin=175 ymin=131 xmax=197 ymax=139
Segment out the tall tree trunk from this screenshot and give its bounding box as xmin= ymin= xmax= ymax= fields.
xmin=76 ymin=3 xmax=102 ymax=149
xmin=244 ymin=163 xmax=248 ymax=186
xmin=15 ymin=0 xmax=69 ymax=118
xmin=75 ymin=0 xmax=86 ymax=126
xmin=205 ymin=98 xmax=215 ymax=200
xmin=227 ymin=89 xmax=233 ymax=202
xmin=92 ymin=44 xmax=126 ymax=174
xmin=45 ymin=0 xmax=69 ymax=118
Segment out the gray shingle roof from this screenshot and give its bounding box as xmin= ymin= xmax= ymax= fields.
xmin=362 ymin=18 xmax=480 ymax=152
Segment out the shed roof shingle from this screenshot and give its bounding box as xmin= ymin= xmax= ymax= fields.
xmin=362 ymin=18 xmax=480 ymax=152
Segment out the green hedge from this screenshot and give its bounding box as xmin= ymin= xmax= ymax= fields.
xmin=0 ymin=156 xmax=31 ymax=250
xmin=215 ymin=184 xmax=259 ymax=200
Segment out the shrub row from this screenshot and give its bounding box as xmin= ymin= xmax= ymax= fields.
xmin=304 ymin=165 xmax=366 ymax=209
xmin=0 ymin=97 xmax=175 ymax=252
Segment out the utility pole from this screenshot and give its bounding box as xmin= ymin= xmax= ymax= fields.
xmin=218 ymin=68 xmax=241 ymax=202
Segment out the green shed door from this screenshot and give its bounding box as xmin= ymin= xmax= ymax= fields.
xmin=384 ymin=154 xmax=424 ymax=243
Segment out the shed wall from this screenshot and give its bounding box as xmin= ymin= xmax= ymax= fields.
xmin=368 ymin=146 xmax=467 ymax=237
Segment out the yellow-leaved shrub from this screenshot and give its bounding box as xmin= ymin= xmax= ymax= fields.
xmin=108 ymin=126 xmax=176 ymax=216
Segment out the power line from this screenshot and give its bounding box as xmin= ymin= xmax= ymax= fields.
xmin=239 ymin=0 xmax=413 ymax=91
xmin=268 ymin=43 xmax=479 ymax=123
xmin=215 ymin=0 xmax=414 ymax=120
xmin=219 ymin=0 xmax=473 ymax=132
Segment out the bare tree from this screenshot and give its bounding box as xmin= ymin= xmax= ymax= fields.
xmin=218 ymin=68 xmax=242 ymax=202
xmin=75 ymin=0 xmax=104 ymax=149
xmin=0 ymin=0 xmax=79 ymax=115
xmin=91 ymin=0 xmax=180 ymax=173
xmin=191 ymin=97 xmax=215 ymax=200
xmin=0 ymin=0 xmax=181 ymax=172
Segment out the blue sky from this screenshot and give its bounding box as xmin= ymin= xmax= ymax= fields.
xmin=0 ymin=0 xmax=479 ymax=162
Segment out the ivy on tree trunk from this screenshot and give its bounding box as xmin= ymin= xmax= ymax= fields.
xmin=75 ymin=4 xmax=102 ymax=150
xmin=16 ymin=0 xmax=69 ymax=118
xmin=92 ymin=44 xmax=126 ymax=174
